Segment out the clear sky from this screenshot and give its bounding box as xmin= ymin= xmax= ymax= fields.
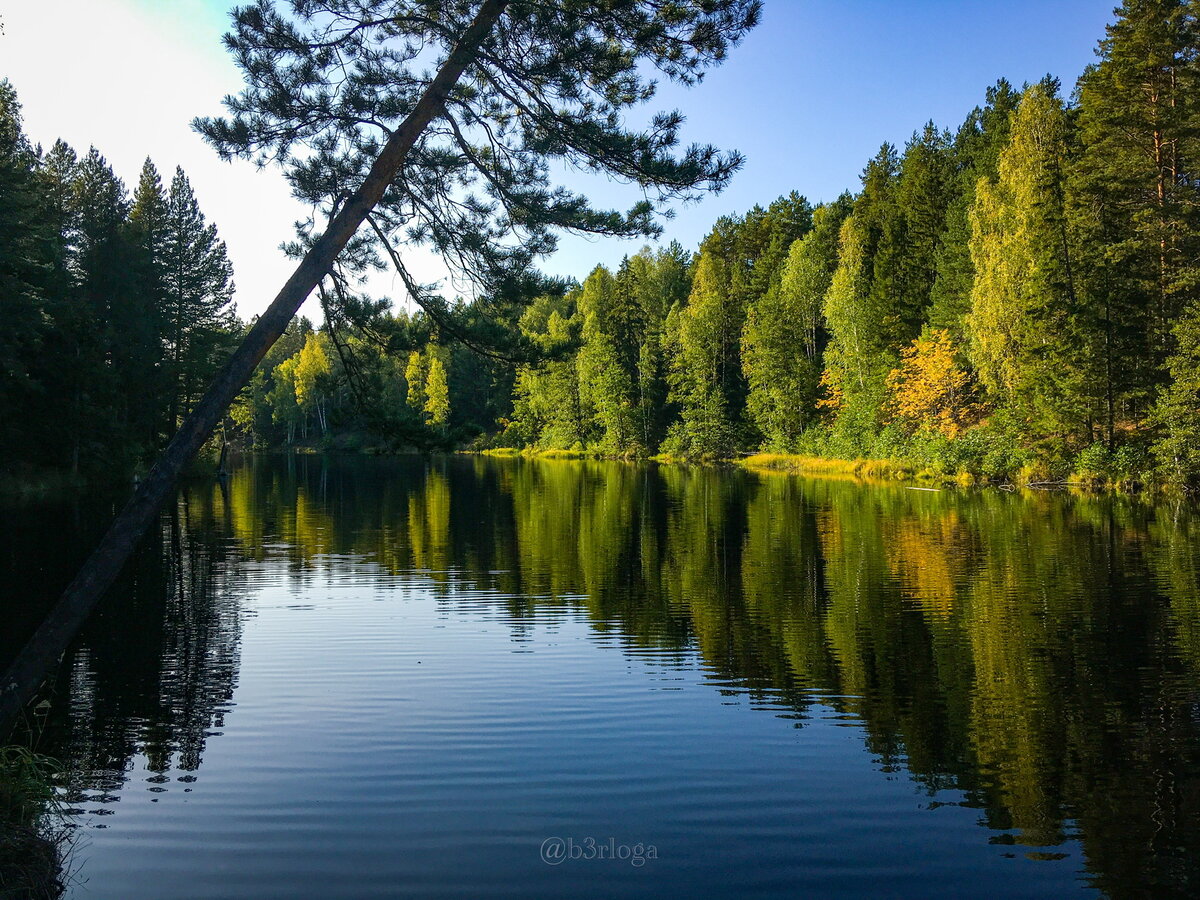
xmin=1 ymin=0 xmax=1116 ymax=318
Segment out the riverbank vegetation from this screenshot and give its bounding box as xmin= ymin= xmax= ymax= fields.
xmin=0 ymin=746 xmax=66 ymax=899
xmin=6 ymin=3 xmax=1200 ymax=491
xmin=487 ymin=1 xmax=1200 ymax=491
xmin=235 ymin=2 xmax=1200 ymax=490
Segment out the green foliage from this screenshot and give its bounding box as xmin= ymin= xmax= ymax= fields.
xmin=479 ymin=5 xmax=1200 ymax=489
xmin=424 ymin=354 xmax=450 ymax=427
xmin=8 ymin=4 xmax=1200 ymax=487
xmin=741 ymin=198 xmax=850 ymax=449
xmin=1151 ymin=306 xmax=1200 ymax=485
xmin=0 ymin=745 xmax=67 ymax=900
xmin=967 ymin=83 xmax=1089 ymax=450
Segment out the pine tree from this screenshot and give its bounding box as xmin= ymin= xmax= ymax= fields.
xmin=126 ymin=158 xmax=171 ymax=442
xmin=0 ymin=81 xmax=51 ymax=462
xmin=1075 ymin=0 xmax=1200 ymax=445
xmin=70 ymin=148 xmax=137 ymax=458
xmin=162 ymin=166 xmax=235 ymax=427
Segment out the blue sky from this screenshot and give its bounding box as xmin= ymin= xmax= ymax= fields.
xmin=2 ymin=0 xmax=1116 ymax=314
xmin=551 ymin=0 xmax=1116 ymax=279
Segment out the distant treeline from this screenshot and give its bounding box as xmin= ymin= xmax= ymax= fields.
xmin=0 ymin=81 xmax=236 ymax=479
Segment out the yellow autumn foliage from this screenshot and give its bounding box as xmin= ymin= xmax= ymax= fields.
xmin=886 ymin=329 xmax=977 ymax=439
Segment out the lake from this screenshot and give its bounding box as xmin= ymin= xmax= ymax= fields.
xmin=4 ymin=454 xmax=1199 ymax=898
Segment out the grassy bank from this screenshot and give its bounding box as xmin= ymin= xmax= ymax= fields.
xmin=738 ymin=453 xmax=920 ymax=482
xmin=478 ymin=447 xmax=618 ymax=461
xmin=474 ymin=445 xmax=1173 ymax=495
xmin=734 ymin=453 xmax=990 ymax=487
xmin=0 ymin=746 xmax=67 ymax=899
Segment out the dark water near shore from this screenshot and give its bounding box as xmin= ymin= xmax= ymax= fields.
xmin=4 ymin=454 xmax=1200 ymax=899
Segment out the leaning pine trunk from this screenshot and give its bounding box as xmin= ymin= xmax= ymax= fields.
xmin=0 ymin=0 xmax=510 ymax=737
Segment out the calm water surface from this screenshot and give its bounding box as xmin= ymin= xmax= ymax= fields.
xmin=4 ymin=454 xmax=1200 ymax=899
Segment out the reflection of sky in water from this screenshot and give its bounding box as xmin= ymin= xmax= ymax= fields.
xmin=16 ymin=454 xmax=1198 ymax=898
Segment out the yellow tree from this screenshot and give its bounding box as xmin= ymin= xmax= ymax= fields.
xmin=425 ymin=354 xmax=451 ymax=427
xmin=886 ymin=328 xmax=976 ymax=438
xmin=404 ymin=351 xmax=427 ymax=414
xmin=294 ymin=333 xmax=332 ymax=434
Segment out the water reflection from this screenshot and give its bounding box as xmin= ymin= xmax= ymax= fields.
xmin=6 ymin=455 xmax=1200 ymax=898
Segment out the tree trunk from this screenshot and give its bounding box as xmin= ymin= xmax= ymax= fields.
xmin=0 ymin=0 xmax=510 ymax=738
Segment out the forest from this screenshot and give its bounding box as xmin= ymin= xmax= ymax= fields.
xmin=0 ymin=79 xmax=237 ymax=482
xmin=4 ymin=0 xmax=1200 ymax=489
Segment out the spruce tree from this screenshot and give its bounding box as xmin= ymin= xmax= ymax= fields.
xmin=0 ymin=82 xmax=50 ymax=462
xmin=928 ymin=80 xmax=1019 ymax=337
xmin=161 ymin=167 xmax=235 ymax=427
xmin=1075 ymin=0 xmax=1200 ymax=443
xmin=896 ymin=123 xmax=953 ymax=336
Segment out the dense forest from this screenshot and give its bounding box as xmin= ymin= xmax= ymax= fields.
xmin=248 ymin=0 xmax=1200 ymax=488
xmin=486 ymin=0 xmax=1200 ymax=488
xmin=0 ymin=80 xmax=237 ymax=480
xmin=5 ymin=1 xmax=1200 ymax=488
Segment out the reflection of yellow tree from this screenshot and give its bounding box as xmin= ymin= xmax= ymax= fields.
xmin=884 ymin=506 xmax=972 ymax=618
xmin=408 ymin=468 xmax=451 ymax=580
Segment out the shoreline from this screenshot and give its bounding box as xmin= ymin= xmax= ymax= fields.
xmin=474 ymin=446 xmax=1168 ymax=496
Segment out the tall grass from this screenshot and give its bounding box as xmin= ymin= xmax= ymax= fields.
xmin=0 ymin=746 xmax=69 ymax=899
xmin=738 ymin=453 xmax=917 ymax=482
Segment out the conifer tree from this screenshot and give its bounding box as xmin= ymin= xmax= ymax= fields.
xmin=128 ymin=158 xmax=171 ymax=440
xmin=71 ymin=148 xmax=139 ymax=453
xmin=162 ymin=167 xmax=235 ymax=427
xmin=1075 ymin=0 xmax=1200 ymax=444
xmin=896 ymin=123 xmax=953 ymax=335
xmin=0 ymin=82 xmax=50 ymax=460
xmin=929 ymin=80 xmax=1019 ymax=336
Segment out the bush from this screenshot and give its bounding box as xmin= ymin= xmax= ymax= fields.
xmin=1072 ymin=442 xmax=1111 ymax=485
xmin=1110 ymin=445 xmax=1151 ymax=489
